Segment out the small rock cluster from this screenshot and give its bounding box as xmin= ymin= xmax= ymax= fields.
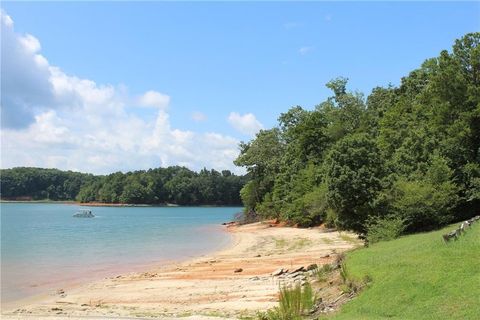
xmin=269 ymin=264 xmax=319 ymax=286
xmin=442 ymin=215 xmax=479 ymax=242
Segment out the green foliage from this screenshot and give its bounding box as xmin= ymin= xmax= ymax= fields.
xmin=325 ymin=134 xmax=384 ymax=232
xmin=0 ymin=167 xmax=96 ymax=201
xmin=240 ymin=181 xmax=260 ymax=211
xmin=1 ymin=166 xmax=247 ymax=206
xmin=281 ymin=183 xmax=329 ymax=227
xmin=462 ymin=162 xmax=480 ymax=202
xmin=324 ymin=208 xmax=338 ymax=228
xmin=365 ymin=215 xmax=406 ymax=244
xmin=330 ymin=222 xmax=480 ymax=320
xmin=235 ymin=33 xmax=480 ymax=235
xmin=257 ymin=282 xmax=315 ymax=320
xmin=388 ymin=177 xmax=458 ymax=232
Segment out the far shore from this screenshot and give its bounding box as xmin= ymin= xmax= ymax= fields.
xmin=1 ymin=221 xmax=362 ymax=319
xmin=0 ymin=200 xmax=77 ymax=204
xmin=0 ymin=200 xmax=242 ymax=208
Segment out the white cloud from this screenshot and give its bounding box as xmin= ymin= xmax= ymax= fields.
xmin=325 ymin=14 xmax=332 ymax=22
xmin=0 ymin=10 xmax=243 ymax=174
xmin=19 ymin=34 xmax=41 ymax=53
xmin=191 ymin=111 xmax=207 ymax=122
xmin=227 ymin=112 xmax=263 ymax=136
xmin=138 ymin=90 xmax=170 ymax=109
xmin=1 ymin=10 xmax=54 ymax=128
xmin=299 ymin=46 xmax=313 ymax=55
xmin=2 ymin=10 xmax=13 ymax=27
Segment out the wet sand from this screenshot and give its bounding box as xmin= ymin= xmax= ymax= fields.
xmin=1 ymin=222 xmax=361 ymax=319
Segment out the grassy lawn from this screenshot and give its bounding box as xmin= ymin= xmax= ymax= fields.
xmin=328 ymin=221 xmax=480 ymax=320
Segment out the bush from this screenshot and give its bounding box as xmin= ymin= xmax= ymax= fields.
xmin=277 ymin=184 xmax=330 ymax=228
xmin=256 ymin=192 xmax=280 ymax=220
xmin=234 ymin=210 xmax=260 ymax=225
xmin=324 ymin=208 xmax=338 ymax=228
xmin=301 ymin=184 xmax=329 ymax=224
xmin=365 ymin=215 xmax=406 ymax=244
xmin=390 ymin=178 xmax=458 ymax=232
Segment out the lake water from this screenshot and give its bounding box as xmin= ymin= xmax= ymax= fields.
xmin=0 ymin=203 xmax=240 ymax=305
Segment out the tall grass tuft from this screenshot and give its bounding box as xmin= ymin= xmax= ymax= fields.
xmin=257 ymin=282 xmax=315 ymax=320
xmin=339 ymin=261 xmax=348 ymax=283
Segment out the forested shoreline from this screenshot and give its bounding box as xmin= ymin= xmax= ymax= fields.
xmin=1 ymin=34 xmax=479 ymax=237
xmin=235 ymin=33 xmax=480 ymax=238
xmin=0 ymin=167 xmax=247 ymax=205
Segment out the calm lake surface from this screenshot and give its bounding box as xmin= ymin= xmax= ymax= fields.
xmin=1 ymin=203 xmax=240 ymax=304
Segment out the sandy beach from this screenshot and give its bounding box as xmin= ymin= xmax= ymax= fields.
xmin=2 ymin=222 xmax=361 ymax=320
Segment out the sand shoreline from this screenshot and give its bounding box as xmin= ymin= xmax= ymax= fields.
xmin=1 ymin=227 xmax=235 ymax=309
xmin=2 ymin=222 xmax=362 ymax=320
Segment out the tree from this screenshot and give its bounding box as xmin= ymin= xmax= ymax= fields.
xmin=325 ymin=134 xmax=385 ymax=232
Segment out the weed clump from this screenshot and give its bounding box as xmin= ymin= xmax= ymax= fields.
xmin=257 ymin=282 xmax=315 ymax=320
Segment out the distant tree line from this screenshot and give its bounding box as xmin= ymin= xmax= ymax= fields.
xmin=235 ymin=33 xmax=480 ymax=234
xmin=0 ymin=167 xmax=247 ymax=205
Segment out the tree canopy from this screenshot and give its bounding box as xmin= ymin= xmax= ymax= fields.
xmin=235 ymin=33 xmax=480 ymax=233
xmin=1 ymin=166 xmax=247 ymax=206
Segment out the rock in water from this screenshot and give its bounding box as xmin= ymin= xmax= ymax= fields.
xmin=73 ymin=210 xmax=94 ymax=218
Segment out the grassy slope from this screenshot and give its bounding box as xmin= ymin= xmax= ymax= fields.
xmin=329 ymin=222 xmax=480 ymax=320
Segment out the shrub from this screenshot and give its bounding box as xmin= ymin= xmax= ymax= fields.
xmin=324 ymin=208 xmax=338 ymax=228
xmin=234 ymin=210 xmax=260 ymax=225
xmin=281 ymin=201 xmax=314 ymax=228
xmin=390 ymin=178 xmax=458 ymax=232
xmin=256 ymin=192 xmax=280 ymax=220
xmin=365 ymin=215 xmax=406 ymax=244
xmin=278 ymin=184 xmax=328 ymax=227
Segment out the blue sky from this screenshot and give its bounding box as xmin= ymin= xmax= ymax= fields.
xmin=1 ymin=1 xmax=479 ymax=174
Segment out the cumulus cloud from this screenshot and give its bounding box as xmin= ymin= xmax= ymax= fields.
xmin=1 ymin=10 xmax=54 ymax=128
xmin=191 ymin=111 xmax=207 ymax=122
xmin=227 ymin=112 xmax=263 ymax=136
xmin=138 ymin=90 xmax=170 ymax=109
xmin=0 ymin=11 xmax=242 ymax=174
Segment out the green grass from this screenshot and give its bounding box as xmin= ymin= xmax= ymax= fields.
xmin=289 ymin=238 xmax=312 ymax=250
xmin=313 ymin=264 xmax=334 ymax=282
xmin=328 ymin=222 xmax=480 ymax=320
xmin=274 ymin=237 xmax=288 ymax=249
xmin=273 ymin=237 xmax=312 ymax=251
